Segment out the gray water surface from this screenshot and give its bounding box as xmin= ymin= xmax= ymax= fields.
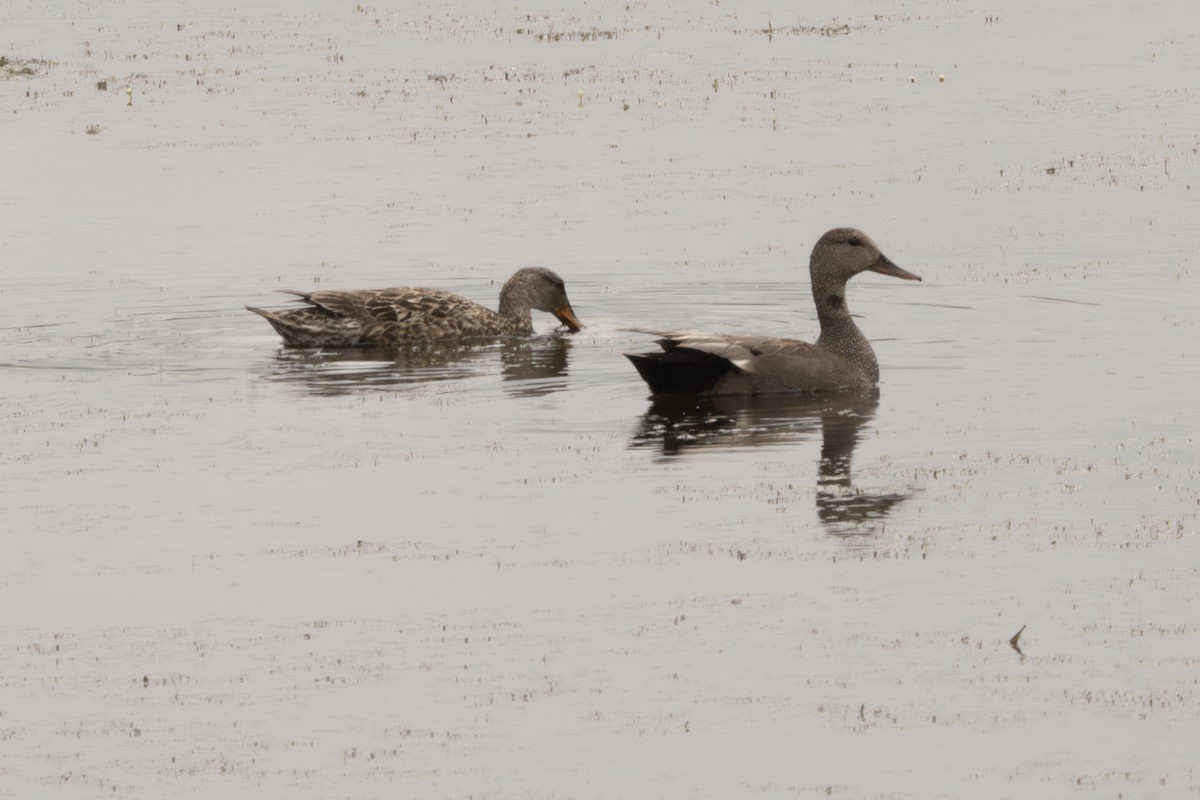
xmin=3 ymin=1 xmax=1199 ymax=797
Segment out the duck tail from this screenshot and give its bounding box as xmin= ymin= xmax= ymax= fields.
xmin=624 ymin=349 xmax=739 ymax=396
xmin=246 ymin=306 xmax=293 ymax=342
xmin=245 ymin=306 xmax=317 ymax=346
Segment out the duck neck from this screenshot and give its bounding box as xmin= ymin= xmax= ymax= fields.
xmin=497 ymin=290 xmax=535 ymax=333
xmin=813 ymin=284 xmax=879 ymax=383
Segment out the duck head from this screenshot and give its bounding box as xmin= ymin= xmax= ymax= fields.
xmin=500 ymin=267 xmax=584 ymax=332
xmin=810 ymin=228 xmax=922 ymax=289
xmin=806 ymin=228 xmax=920 ymax=382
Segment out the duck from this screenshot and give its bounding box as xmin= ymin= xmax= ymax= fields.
xmin=247 ymin=266 xmax=583 ymax=346
xmin=625 ymin=228 xmax=920 ymax=396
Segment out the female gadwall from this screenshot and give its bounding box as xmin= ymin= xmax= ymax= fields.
xmin=626 ymin=228 xmax=920 ymax=395
xmin=247 ymin=266 xmax=583 ymax=346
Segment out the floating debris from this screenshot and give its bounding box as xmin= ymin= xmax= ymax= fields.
xmin=1 ymin=55 xmax=53 ymax=78
xmin=529 ymin=27 xmax=643 ymax=43
xmin=1009 ymin=624 xmax=1027 ymax=658
xmin=752 ymin=23 xmax=850 ymax=38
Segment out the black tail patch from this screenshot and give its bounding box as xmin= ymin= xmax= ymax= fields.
xmin=625 ymin=349 xmax=738 ymax=396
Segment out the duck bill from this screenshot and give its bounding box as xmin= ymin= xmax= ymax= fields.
xmin=870 ymin=253 xmax=922 ymax=281
xmin=553 ymin=305 xmax=584 ymax=332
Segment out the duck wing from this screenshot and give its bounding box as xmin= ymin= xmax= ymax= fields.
xmin=286 ymin=287 xmax=487 ymax=325
xmin=641 ymin=330 xmax=819 ymax=360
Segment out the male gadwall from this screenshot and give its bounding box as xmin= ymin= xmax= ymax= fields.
xmin=247 ymin=266 xmax=583 ymax=346
xmin=626 ymin=228 xmax=920 ymax=395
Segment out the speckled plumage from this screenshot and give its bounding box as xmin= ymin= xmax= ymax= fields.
xmin=247 ymin=267 xmax=583 ymax=346
xmin=625 ymin=228 xmax=921 ymax=396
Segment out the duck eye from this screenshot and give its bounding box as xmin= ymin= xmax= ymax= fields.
xmin=847 ymin=236 xmax=862 ymax=247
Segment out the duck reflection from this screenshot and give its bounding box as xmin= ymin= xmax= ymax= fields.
xmin=499 ymin=336 xmax=572 ymax=397
xmin=630 ymin=389 xmax=911 ymax=533
xmin=261 ymin=336 xmax=573 ymax=397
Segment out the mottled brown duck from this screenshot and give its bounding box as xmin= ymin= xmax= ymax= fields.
xmin=247 ymin=267 xmax=583 ymax=346
xmin=626 ymin=228 xmax=920 ymax=396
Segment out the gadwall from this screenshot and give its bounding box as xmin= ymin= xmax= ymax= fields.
xmin=625 ymin=228 xmax=920 ymax=395
xmin=247 ymin=267 xmax=583 ymax=346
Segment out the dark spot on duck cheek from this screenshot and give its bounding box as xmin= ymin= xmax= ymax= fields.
xmin=827 ymin=294 xmax=843 ymax=309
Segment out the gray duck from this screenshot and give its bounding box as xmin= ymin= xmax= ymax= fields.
xmin=626 ymin=228 xmax=920 ymax=395
xmin=247 ymin=266 xmax=583 ymax=346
